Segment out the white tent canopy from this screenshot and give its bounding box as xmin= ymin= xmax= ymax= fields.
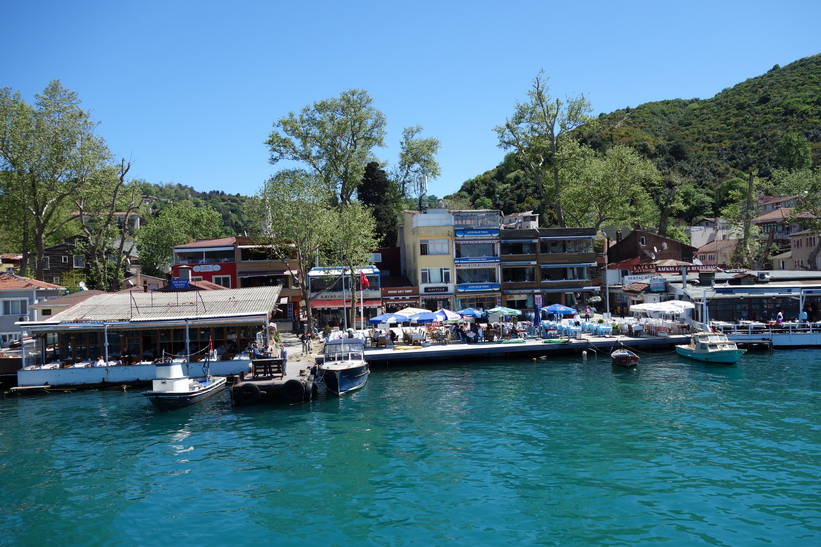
xmin=629 ymin=300 xmax=695 ymax=318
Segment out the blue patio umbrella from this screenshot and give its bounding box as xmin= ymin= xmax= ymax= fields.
xmin=542 ymin=303 xmax=577 ymax=316
xmin=457 ymin=307 xmax=485 ymax=318
xmin=408 ymin=311 xmax=440 ymax=323
xmin=369 ymin=312 xmax=406 ymax=325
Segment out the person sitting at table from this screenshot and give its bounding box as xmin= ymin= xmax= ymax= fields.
xmin=250 ymin=343 xmax=270 ymax=360
xmin=94 ymin=355 xmax=106 ymax=367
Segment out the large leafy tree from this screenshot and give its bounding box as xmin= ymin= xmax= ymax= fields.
xmin=559 ymin=141 xmax=659 ymax=230
xmin=0 ymin=81 xmax=111 ymax=279
xmin=266 ymin=89 xmax=386 ymax=205
xmin=256 ymin=169 xmax=337 ymax=334
xmin=72 ymin=160 xmax=145 ymax=290
xmin=336 ymin=202 xmax=379 ymax=329
xmin=136 ymin=201 xmax=224 ymax=277
xmin=495 ymin=70 xmax=592 ymax=226
xmin=723 ymin=171 xmax=765 ymax=268
xmin=393 ymin=125 xmax=441 ymax=201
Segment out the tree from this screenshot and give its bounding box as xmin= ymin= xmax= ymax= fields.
xmin=136 ymin=201 xmax=224 ymax=277
xmin=266 ymin=89 xmax=386 ymax=205
xmin=256 ymin=169 xmax=337 ymax=334
xmin=559 ymin=141 xmax=658 ymax=231
xmin=723 ymin=170 xmax=765 ymax=268
xmin=393 ymin=125 xmax=441 ymax=201
xmin=0 ymin=81 xmax=111 ymax=279
xmin=775 ymin=132 xmax=812 ymax=171
xmin=72 ymin=160 xmax=145 ymax=290
xmin=495 ymin=70 xmax=592 ymax=226
xmin=336 ymin=202 xmax=379 ymax=329
xmin=358 ymin=162 xmax=400 ymax=247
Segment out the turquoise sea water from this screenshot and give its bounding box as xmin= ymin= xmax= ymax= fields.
xmin=1 ymin=350 xmax=820 ymax=546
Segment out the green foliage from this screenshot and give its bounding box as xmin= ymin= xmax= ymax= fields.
xmin=136 ymin=201 xmax=225 ymax=276
xmin=266 ymin=89 xmax=387 ymax=205
xmin=358 ymin=162 xmax=401 ymax=247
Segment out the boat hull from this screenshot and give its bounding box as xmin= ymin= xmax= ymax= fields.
xmin=675 ymin=346 xmax=746 ymax=364
xmin=143 ymin=376 xmax=227 ymax=411
xmin=320 ymin=363 xmax=369 ymax=395
xmin=611 ymin=349 xmax=639 ymax=368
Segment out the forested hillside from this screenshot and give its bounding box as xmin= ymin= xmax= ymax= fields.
xmin=451 ymin=54 xmax=821 ymax=226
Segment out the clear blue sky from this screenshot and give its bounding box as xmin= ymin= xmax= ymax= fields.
xmin=5 ymin=1 xmax=819 ymax=199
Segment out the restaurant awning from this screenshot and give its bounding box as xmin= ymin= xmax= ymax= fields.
xmin=310 ymin=299 xmax=381 ymax=309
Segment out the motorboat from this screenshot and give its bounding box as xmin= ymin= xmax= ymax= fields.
xmin=317 ymin=331 xmax=369 ymax=395
xmin=610 ymin=348 xmax=639 ymax=368
xmin=675 ymin=332 xmax=746 ymax=364
xmin=143 ymin=362 xmax=227 ymax=411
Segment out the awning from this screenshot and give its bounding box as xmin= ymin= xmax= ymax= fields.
xmin=238 ymin=270 xmax=295 ymax=278
xmin=310 ymin=299 xmax=381 ymax=309
xmin=539 ymin=263 xmax=596 ymax=268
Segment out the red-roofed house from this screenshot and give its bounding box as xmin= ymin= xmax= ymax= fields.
xmin=0 ymin=273 xmax=65 ymax=347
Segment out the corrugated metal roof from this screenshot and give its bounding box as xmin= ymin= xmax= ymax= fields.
xmin=24 ymin=286 xmax=281 ymax=326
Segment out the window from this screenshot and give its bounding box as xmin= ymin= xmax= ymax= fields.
xmin=456 ymin=268 xmax=496 ymax=284
xmin=61 ymin=256 xmax=69 ymax=263
xmin=2 ymin=299 xmax=28 ymax=316
xmin=502 ymin=267 xmax=535 ymax=283
xmin=421 ymin=267 xmax=451 ymax=284
xmin=420 ymin=239 xmax=449 ymax=256
xmin=43 ymin=257 xmax=50 ymax=270
xmin=73 ymin=255 xmax=85 ymax=268
xmin=639 ymin=236 xmax=646 ymax=246
xmin=455 ymin=241 xmax=496 ymax=258
xmin=213 ymin=275 xmax=232 ymax=288
xmin=191 ymin=276 xmax=203 ymax=282
xmin=52 ymin=277 xmax=60 ymax=284
xmin=501 ymin=241 xmax=536 ymax=255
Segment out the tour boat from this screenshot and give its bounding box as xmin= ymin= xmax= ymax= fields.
xmin=675 ymin=332 xmax=746 ymax=364
xmin=317 ymin=331 xmax=369 ymax=395
xmin=610 ymin=348 xmax=639 ymax=368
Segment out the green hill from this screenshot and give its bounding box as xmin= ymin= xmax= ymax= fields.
xmin=453 ymin=53 xmax=821 ymax=222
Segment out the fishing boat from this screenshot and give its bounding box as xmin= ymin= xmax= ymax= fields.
xmin=675 ymin=331 xmax=746 ymax=364
xmin=143 ymin=361 xmax=227 ymax=411
xmin=610 ymin=348 xmax=639 ymax=368
xmin=316 ymin=330 xmax=369 ymax=395
xmin=15 ymin=287 xmax=282 ymax=388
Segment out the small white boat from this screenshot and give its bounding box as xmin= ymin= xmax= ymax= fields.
xmin=317 ymin=331 xmax=369 ymax=395
xmin=143 ymin=362 xmax=227 ymax=410
xmin=675 ymin=332 xmax=746 ymax=364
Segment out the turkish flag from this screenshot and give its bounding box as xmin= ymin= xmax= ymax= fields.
xmin=360 ymin=271 xmax=370 ymax=289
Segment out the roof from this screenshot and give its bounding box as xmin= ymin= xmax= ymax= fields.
xmin=173 ymin=237 xmax=237 ymax=249
xmin=0 ymin=273 xmax=64 ymax=291
xmin=28 ymin=290 xmax=105 ymax=310
xmin=21 ymin=286 xmax=282 ymax=330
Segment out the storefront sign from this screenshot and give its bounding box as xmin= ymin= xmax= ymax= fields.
xmin=424 ymin=286 xmax=449 ymax=293
xmin=455 ymin=229 xmax=500 ymax=238
xmin=456 ymin=283 xmax=501 ymax=292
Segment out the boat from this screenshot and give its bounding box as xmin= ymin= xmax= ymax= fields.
xmin=543 ymin=338 xmax=571 ymax=344
xmin=610 ymin=348 xmax=639 ymax=368
xmin=15 ymin=287 xmax=282 ymax=388
xmin=675 ymin=331 xmax=746 ymax=364
xmin=143 ymin=361 xmax=227 ymax=411
xmin=317 ymin=330 xmax=369 ymax=395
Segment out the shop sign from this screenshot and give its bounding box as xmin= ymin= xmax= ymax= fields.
xmin=456 ymin=283 xmax=501 ymax=292
xmin=424 ymin=286 xmax=449 ymax=293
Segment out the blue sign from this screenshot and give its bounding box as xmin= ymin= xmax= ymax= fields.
xmin=456 ymin=283 xmax=501 ymax=293
xmin=454 ymin=257 xmax=500 ymax=264
xmin=455 ymin=229 xmax=500 ymax=238
xmin=170 ymin=279 xmax=190 ymax=290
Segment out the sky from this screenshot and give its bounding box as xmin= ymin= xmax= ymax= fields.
xmin=4 ymin=1 xmax=820 ymax=200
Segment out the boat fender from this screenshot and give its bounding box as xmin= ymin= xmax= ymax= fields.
xmin=283 ymin=379 xmax=305 ymax=404
xmin=237 ymin=382 xmax=260 ymax=405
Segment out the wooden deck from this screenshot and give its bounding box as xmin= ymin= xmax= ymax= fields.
xmin=230 ymin=358 xmax=316 ymax=405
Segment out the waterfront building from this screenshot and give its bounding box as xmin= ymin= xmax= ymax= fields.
xmin=788 ymin=229 xmax=821 ymax=270
xmin=402 ymin=209 xmax=457 ymax=311
xmin=171 ymin=237 xmax=302 ymax=321
xmin=500 ymin=227 xmax=598 ymax=311
xmin=452 ymin=210 xmax=502 ymax=310
xmin=308 ymin=266 xmax=381 ymax=327
xmin=0 ymin=273 xmax=64 ymax=348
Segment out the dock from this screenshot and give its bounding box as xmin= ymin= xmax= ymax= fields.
xmin=230 ymin=357 xmax=316 ymax=405
xmin=364 ymin=334 xmax=691 ymax=365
